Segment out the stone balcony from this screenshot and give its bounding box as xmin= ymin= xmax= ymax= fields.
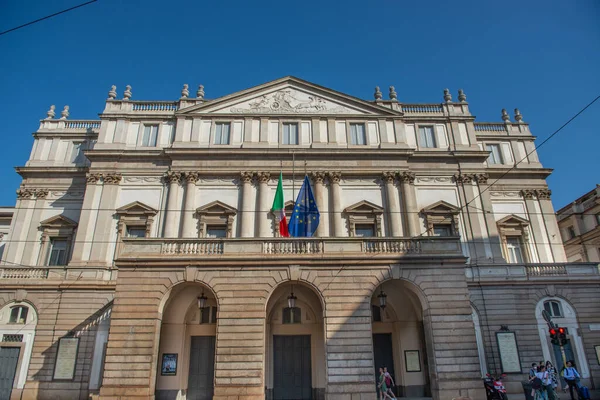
xmin=466 ymin=262 xmax=600 ymax=283
xmin=116 ymin=236 xmax=465 ymax=265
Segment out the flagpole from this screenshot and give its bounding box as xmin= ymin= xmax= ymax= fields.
xmin=292 ymin=151 xmax=295 ymax=201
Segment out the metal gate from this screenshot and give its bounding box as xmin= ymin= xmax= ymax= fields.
xmin=0 ymin=346 xmax=20 ymax=400
xmin=187 ymin=336 xmax=215 ymax=400
xmin=273 ymin=335 xmax=312 ymax=400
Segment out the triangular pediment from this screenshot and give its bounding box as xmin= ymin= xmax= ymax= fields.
xmin=196 ymin=200 xmax=237 ymax=215
xmin=421 ymin=200 xmax=460 ymax=215
xmin=40 ymin=214 xmax=78 ymax=228
xmin=178 ymin=76 xmax=401 ymax=116
xmin=116 ymin=201 xmax=157 ymax=215
xmin=344 ymin=200 xmax=384 ymax=214
xmin=497 ymin=214 xmax=529 ymax=226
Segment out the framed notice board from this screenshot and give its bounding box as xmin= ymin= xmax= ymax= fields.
xmin=53 ymin=337 xmax=80 ymax=380
xmin=496 ymin=331 xmax=521 ymax=373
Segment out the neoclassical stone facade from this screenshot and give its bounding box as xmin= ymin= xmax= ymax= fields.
xmin=0 ymin=77 xmax=599 ymax=400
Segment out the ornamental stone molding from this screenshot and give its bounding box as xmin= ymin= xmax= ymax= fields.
xmin=535 ymin=189 xmax=552 ymax=200
xmin=240 ymin=172 xmax=254 ymax=184
xmin=327 ymin=172 xmax=342 ymax=184
xmin=453 ymin=173 xmax=472 ymax=184
xmin=382 ymin=171 xmax=396 ymax=184
xmin=230 ymin=90 xmax=348 ymax=114
xmin=398 ymin=171 xmax=416 ymax=184
xmin=257 ymin=172 xmax=271 ymax=183
xmin=86 ymin=173 xmax=102 ymax=184
xmin=184 ymin=172 xmax=200 ymax=184
xmin=102 ymin=173 xmax=122 ymax=185
xmin=310 ymin=171 xmax=326 ymax=184
xmin=521 ymin=189 xmax=536 ymax=199
xmin=164 ymin=171 xmax=182 ymax=185
xmin=16 ymin=188 xmax=34 ymax=199
xmin=35 ymin=189 xmax=49 ymax=199
xmin=473 ymin=173 xmax=489 ymax=184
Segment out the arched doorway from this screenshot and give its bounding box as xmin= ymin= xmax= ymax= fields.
xmin=156 ymin=283 xmax=218 ymax=400
xmin=0 ymin=301 xmax=37 ymax=399
xmin=265 ymin=282 xmax=326 ymax=400
xmin=371 ymin=280 xmax=431 ymax=399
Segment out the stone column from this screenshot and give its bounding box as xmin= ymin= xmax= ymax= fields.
xmin=181 ymin=172 xmax=199 ymax=238
xmin=257 ymin=172 xmax=271 ymax=237
xmin=454 ymin=173 xmax=489 ymax=262
xmin=536 ymin=189 xmax=566 ymax=262
xmin=475 ymin=174 xmax=505 ymax=262
xmin=328 ymin=172 xmax=344 ymax=237
xmin=240 ymin=172 xmax=255 ymax=237
xmin=89 ymin=173 xmax=122 ymax=264
xmin=71 ymin=174 xmax=103 ymax=265
xmin=399 ymin=171 xmax=419 ymax=236
xmin=164 ymin=171 xmax=182 ymax=238
xmin=25 ymin=189 xmax=49 ymax=266
xmin=311 ymin=172 xmax=328 ymax=237
xmin=4 ymin=188 xmax=36 ymax=266
xmin=382 ymin=172 xmax=402 ymax=236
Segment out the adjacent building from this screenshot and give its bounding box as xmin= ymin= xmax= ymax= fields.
xmin=0 ymin=77 xmax=598 ymax=400
xmin=557 ymin=185 xmax=600 ymax=263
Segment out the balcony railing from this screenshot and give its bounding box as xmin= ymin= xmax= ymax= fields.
xmin=119 ymin=236 xmax=463 ymax=260
xmin=0 ymin=268 xmax=49 ymax=279
xmin=474 ymin=123 xmax=506 ymax=132
xmin=466 ymin=263 xmax=599 ymax=282
xmin=401 ymin=104 xmax=444 ymax=114
xmin=131 ymin=101 xmax=179 ymax=112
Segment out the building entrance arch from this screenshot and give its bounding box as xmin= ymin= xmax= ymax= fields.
xmin=371 ymin=279 xmax=432 ymax=399
xmin=155 ymin=282 xmax=218 ymax=400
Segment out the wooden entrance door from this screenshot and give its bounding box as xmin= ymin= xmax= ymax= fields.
xmin=0 ymin=346 xmax=20 ymax=400
xmin=373 ymin=334 xmax=396 ymax=392
xmin=273 ymin=335 xmax=312 ymax=400
xmin=187 ymin=336 xmax=215 ymax=400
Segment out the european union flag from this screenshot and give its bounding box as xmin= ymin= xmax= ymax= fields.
xmin=288 ymin=175 xmax=320 ymax=237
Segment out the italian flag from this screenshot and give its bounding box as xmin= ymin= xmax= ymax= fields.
xmin=272 ymin=172 xmax=289 ymax=237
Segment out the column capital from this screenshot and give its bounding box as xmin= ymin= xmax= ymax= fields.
xmin=257 ymin=172 xmax=271 ymax=183
xmin=474 ymin=173 xmax=489 ymax=184
xmin=327 ymin=171 xmax=341 ymax=184
xmin=310 ymin=171 xmax=326 ymax=184
xmin=382 ymin=171 xmax=396 ymax=184
xmin=102 ymin=173 xmax=122 ymax=185
xmin=164 ymin=171 xmax=182 ymax=185
xmin=452 ymin=173 xmax=472 ymax=184
xmin=520 ymin=189 xmax=536 ymax=199
xmin=183 ymin=171 xmax=200 ymax=184
xmin=398 ymin=171 xmax=416 ymax=184
xmin=35 ymin=189 xmax=49 ymax=199
xmin=535 ymin=189 xmax=552 ymax=200
xmin=16 ymin=188 xmax=34 ymax=199
xmin=240 ymin=172 xmax=254 ymax=184
xmin=86 ymin=173 xmax=102 ymax=184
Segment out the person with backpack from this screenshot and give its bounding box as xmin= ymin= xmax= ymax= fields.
xmin=383 ymin=367 xmax=397 ymax=400
xmin=530 ymin=364 xmax=549 ymax=400
xmin=378 ymin=367 xmax=394 ymax=400
xmin=562 ymin=360 xmax=581 ymax=400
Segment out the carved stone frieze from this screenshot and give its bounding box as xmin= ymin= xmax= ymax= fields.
xmin=230 ymin=90 xmax=351 ymax=114
xmin=123 ymin=176 xmax=162 ymax=183
xmin=102 ymin=173 xmax=122 ymax=185
xmin=416 ymin=176 xmax=452 ymax=184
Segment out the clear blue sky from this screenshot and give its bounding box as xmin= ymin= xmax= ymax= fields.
xmin=1 ymin=0 xmax=598 ymax=210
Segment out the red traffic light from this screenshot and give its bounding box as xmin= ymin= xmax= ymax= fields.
xmin=558 ymin=327 xmax=565 ymax=334
xmin=549 ymin=328 xmax=557 ymax=335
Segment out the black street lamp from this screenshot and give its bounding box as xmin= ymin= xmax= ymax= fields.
xmin=378 ymin=289 xmax=387 ymax=309
xmin=197 ymin=291 xmax=207 ymax=309
xmin=287 ymin=287 xmax=297 ymax=309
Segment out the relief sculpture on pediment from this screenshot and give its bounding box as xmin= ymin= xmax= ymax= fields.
xmin=230 ymin=90 xmax=349 ymax=114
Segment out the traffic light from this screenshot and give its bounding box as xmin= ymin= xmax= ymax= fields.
xmin=549 ymin=328 xmax=558 ymax=345
xmin=558 ymin=327 xmax=568 ymax=346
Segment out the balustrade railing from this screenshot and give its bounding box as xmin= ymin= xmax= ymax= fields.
xmin=64 ymin=120 xmax=101 ymax=129
xmin=474 ymin=123 xmax=506 ymax=132
xmin=263 ymin=239 xmax=323 ymax=254
xmin=362 ymin=238 xmax=421 ymax=253
xmin=132 ymin=102 xmax=179 ymax=112
xmin=162 ymin=240 xmax=223 ymax=255
xmin=0 ymin=268 xmax=49 ymax=279
xmin=526 ymin=264 xmax=568 ymax=277
xmin=401 ymin=104 xmax=444 ymax=114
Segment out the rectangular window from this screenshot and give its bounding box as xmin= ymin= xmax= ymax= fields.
xmin=9 ymin=307 xmax=28 ymax=324
xmin=282 ymin=307 xmax=301 ymax=324
xmin=567 ymin=226 xmax=576 ymax=239
xmin=206 ymin=226 xmax=227 ymax=238
xmin=506 ymin=237 xmax=524 ymax=263
xmin=126 ymin=226 xmax=146 ymax=238
xmin=418 ymin=126 xmax=437 ymax=148
xmin=486 ymin=144 xmax=504 ymax=165
xmin=214 ymin=122 xmax=231 ymax=145
xmin=371 ymin=305 xmax=382 ymax=322
xmin=142 ymin=125 xmax=159 ymax=147
xmin=282 ymin=123 xmax=298 ymax=145
xmin=48 ymin=239 xmax=68 ymax=266
xmin=350 ymin=123 xmax=366 ymax=145
xmin=355 ymin=224 xmax=375 ymax=237
xmin=200 ymin=306 xmax=217 ymax=324
xmin=432 ymin=224 xmax=452 ymax=237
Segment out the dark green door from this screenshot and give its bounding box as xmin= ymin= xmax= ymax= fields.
xmin=0 ymin=347 xmax=20 ymax=400
xmin=273 ymin=335 xmax=312 ymax=400
xmin=553 ymin=340 xmax=575 ymax=386
xmin=188 ymin=336 xmax=215 ymax=400
xmin=373 ymin=334 xmax=396 ymax=391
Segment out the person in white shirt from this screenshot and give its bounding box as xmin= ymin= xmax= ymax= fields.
xmin=530 ymin=364 xmax=549 ymax=400
xmin=562 ymin=361 xmax=581 ymax=400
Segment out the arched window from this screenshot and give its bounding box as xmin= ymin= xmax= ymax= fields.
xmin=9 ymin=306 xmax=28 ymax=324
xmin=544 ymin=300 xmax=563 ymax=318
xmin=282 ymin=307 xmax=301 ymax=324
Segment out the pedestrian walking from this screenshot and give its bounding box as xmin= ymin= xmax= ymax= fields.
xmin=530 ymin=363 xmax=538 ymax=378
xmin=530 ymin=364 xmax=549 ymax=400
xmin=378 ymin=367 xmax=394 ymax=400
xmin=545 ymin=361 xmax=558 ymax=400
xmin=561 ymin=360 xmax=581 ymax=400
xmin=383 ymin=367 xmax=397 ymax=400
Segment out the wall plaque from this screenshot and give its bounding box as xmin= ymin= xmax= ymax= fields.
xmin=404 ymin=350 xmax=421 ymax=372
xmin=161 ymin=353 xmax=178 ymax=376
xmin=496 ymin=331 xmax=521 ymax=373
xmin=53 ymin=337 xmax=79 ymax=380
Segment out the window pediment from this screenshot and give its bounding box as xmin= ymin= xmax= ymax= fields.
xmin=421 ymin=201 xmax=460 ymax=237
xmin=39 ymin=215 xmax=78 ymax=229
xmin=420 ymin=200 xmax=460 ymax=215
xmin=116 ymin=201 xmax=158 ymax=216
xmin=497 ymin=214 xmax=529 ymax=227
xmin=343 ymin=200 xmax=384 ymax=215
xmin=196 ymin=201 xmax=237 ymax=238
xmin=196 ymin=201 xmax=237 ymax=216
